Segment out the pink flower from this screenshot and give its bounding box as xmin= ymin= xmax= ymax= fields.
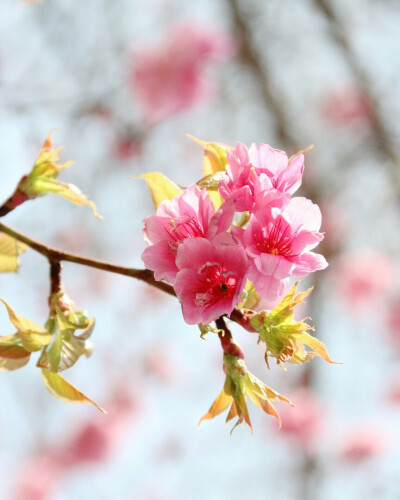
xmin=131 ymin=24 xmax=235 ymax=124
xmin=333 ymin=251 xmax=393 ymax=314
xmin=339 ymin=425 xmax=387 ymax=463
xmin=233 ymin=197 xmax=327 ymax=300
xmin=15 ymin=452 xmax=64 ymax=500
xmin=174 ymin=238 xmax=249 ymax=324
xmin=321 ymin=85 xmax=372 ymax=129
xmin=386 ymin=299 xmax=400 ymax=349
xmin=142 ymin=185 xmax=233 ymax=283
xmin=219 ymin=142 xmax=304 ymax=212
xmin=277 ymin=388 xmax=323 ymax=449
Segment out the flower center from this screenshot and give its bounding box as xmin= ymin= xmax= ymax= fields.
xmin=165 ymin=215 xmax=205 ymax=244
xmin=255 ymin=217 xmax=297 ymax=257
xmin=195 ymin=262 xmax=237 ymax=308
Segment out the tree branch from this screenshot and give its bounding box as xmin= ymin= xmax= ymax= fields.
xmin=0 ymin=221 xmax=176 ymax=297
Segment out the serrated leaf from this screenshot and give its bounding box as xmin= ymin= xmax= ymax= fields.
xmin=41 ymin=369 xmax=105 ymax=413
xmin=0 ymin=233 xmax=28 ymax=273
xmin=139 ymin=172 xmax=182 ymax=209
xmin=0 ymin=345 xmax=31 ymax=372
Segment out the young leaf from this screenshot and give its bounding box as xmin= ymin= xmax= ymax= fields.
xmin=0 ymin=233 xmax=28 ymax=273
xmin=139 ymin=172 xmax=182 ymax=209
xmin=0 ymin=298 xmax=52 ymax=352
xmin=37 ymin=331 xmax=92 ymax=372
xmin=17 ymin=131 xmax=102 ymax=219
xmin=41 ymin=369 xmax=105 ymax=413
xmin=0 ymin=345 xmax=31 ymax=372
xmin=0 ymin=334 xmax=21 ymax=346
xmin=187 ymin=135 xmax=230 ymax=176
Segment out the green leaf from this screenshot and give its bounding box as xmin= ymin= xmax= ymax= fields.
xmin=0 ymin=233 xmax=28 ymax=273
xmin=139 ymin=172 xmax=182 ymax=209
xmin=41 ymin=369 xmax=105 ymax=413
xmin=0 ymin=345 xmax=31 ymax=372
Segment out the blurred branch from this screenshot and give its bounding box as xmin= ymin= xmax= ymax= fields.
xmin=312 ymin=0 xmax=400 ymax=170
xmin=225 ymin=2 xmax=322 ymax=499
xmin=226 ymin=0 xmax=298 ymax=149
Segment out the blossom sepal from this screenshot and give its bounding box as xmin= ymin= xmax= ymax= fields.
xmin=199 ymin=354 xmax=291 ymax=433
xmin=250 ymin=283 xmax=338 ymax=367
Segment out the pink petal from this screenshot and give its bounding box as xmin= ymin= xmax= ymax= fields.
xmin=292 ymin=252 xmax=328 ymax=277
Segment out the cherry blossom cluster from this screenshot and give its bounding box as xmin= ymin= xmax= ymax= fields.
xmin=142 ymin=141 xmax=328 ymax=325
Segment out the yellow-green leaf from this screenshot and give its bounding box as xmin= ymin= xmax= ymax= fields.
xmin=41 ymin=369 xmax=105 ymax=413
xmin=139 ymin=172 xmax=182 ymax=209
xmin=0 ymin=333 xmax=21 ymax=346
xmin=33 ymin=178 xmax=102 ymax=219
xmin=294 ymin=331 xmax=339 ymax=364
xmin=0 ymin=298 xmax=52 ymax=351
xmin=37 ymin=331 xmax=92 ymax=372
xmin=18 ymin=131 xmax=102 ymax=219
xmin=0 ymin=345 xmax=31 ymax=372
xmin=0 ymin=233 xmax=28 ymax=273
xmin=187 ymin=135 xmax=231 ymax=176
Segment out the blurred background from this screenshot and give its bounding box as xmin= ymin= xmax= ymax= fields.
xmin=0 ymin=0 xmax=400 ymax=499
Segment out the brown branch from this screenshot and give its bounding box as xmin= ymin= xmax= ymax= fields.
xmin=49 ymin=259 xmax=62 ymax=296
xmin=0 ymin=221 xmax=176 ymax=297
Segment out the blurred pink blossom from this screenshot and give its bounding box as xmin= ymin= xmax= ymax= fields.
xmin=387 ymin=379 xmax=400 ymax=405
xmin=385 ymin=299 xmax=400 ymax=349
xmin=321 ymin=86 xmax=372 ymax=129
xmin=14 ymin=389 xmax=138 ymax=499
xmin=131 ymin=24 xmax=235 ymax=123
xmin=339 ymin=425 xmax=387 ymax=463
xmin=112 ymin=135 xmax=143 ymax=161
xmin=15 ymin=451 xmax=64 ymax=500
xmin=333 ymin=251 xmax=393 ymax=314
xmin=276 ymin=388 xmax=323 ymax=449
